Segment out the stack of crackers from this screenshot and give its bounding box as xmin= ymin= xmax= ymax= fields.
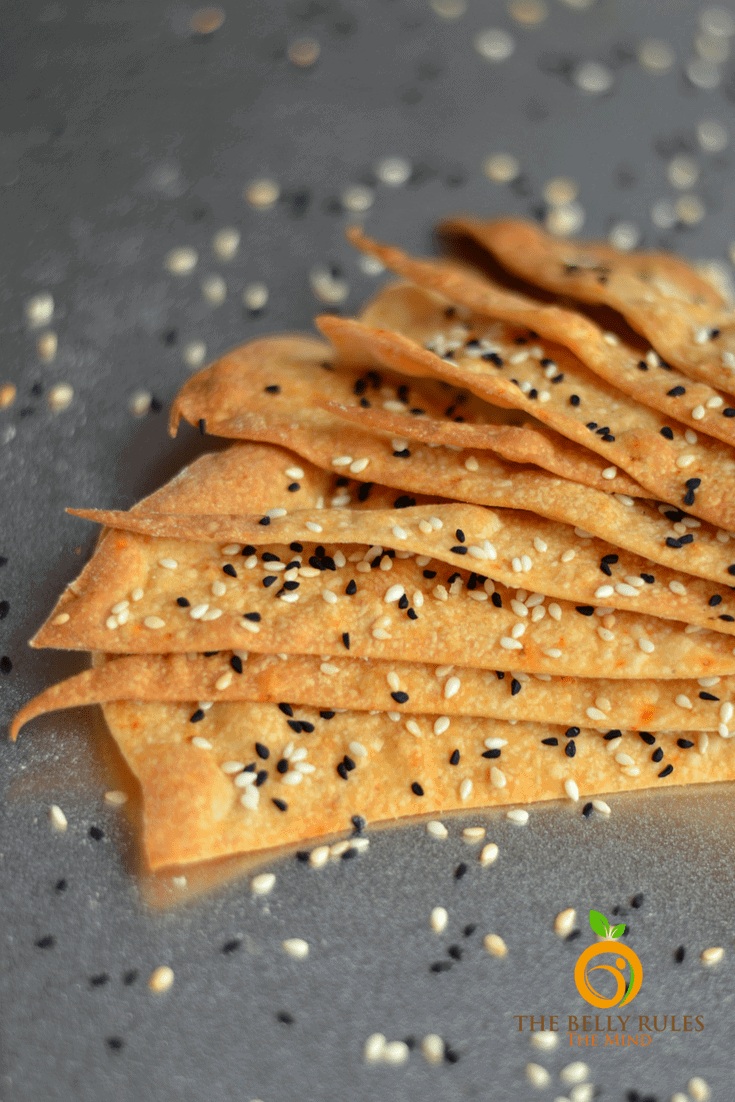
xmin=14 ymin=218 xmax=735 ymax=870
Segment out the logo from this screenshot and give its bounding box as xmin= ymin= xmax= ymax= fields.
xmin=574 ymin=910 xmax=643 ymax=1008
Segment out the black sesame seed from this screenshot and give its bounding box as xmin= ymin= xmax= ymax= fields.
xmin=699 ymin=691 xmax=719 ymax=701
xmin=603 ymin=730 xmax=622 ymax=740
xmin=203 ymin=651 xmax=219 ymax=657
xmin=243 ymin=612 xmax=261 ymax=622
xmin=0 ymin=656 xmax=12 ymax=674
xmin=423 ymin=569 xmax=437 ymax=579
xmin=263 ymin=575 xmax=277 ymax=586
xmin=630 ymin=892 xmax=644 ymax=908
xmin=729 ymin=565 xmax=735 ymax=576
xmin=176 ymin=597 xmax=190 ymax=607
xmin=454 ymin=862 xmax=467 ymax=880
xmin=255 ymin=742 xmax=270 ymax=759
xmin=641 ymin=574 xmax=655 ymax=583
xmin=343 ymin=755 xmax=356 ymax=771
xmin=723 ymin=408 xmax=735 ymax=418
xmin=570 ymin=394 xmax=580 ymax=406
xmin=582 ymin=802 xmax=593 ymax=818
xmin=300 ymin=721 xmax=314 ymax=733
xmin=276 ymin=1011 xmax=294 ymax=1024
xmin=222 ymin=563 xmax=237 ymax=578
xmin=667 ymin=385 xmax=686 ymax=397
xmin=123 ymin=969 xmax=138 ymax=984
xmin=337 ymin=762 xmax=348 ymax=780
xmin=575 ymin=605 xmax=594 ymax=616
xmin=357 ymin=482 xmax=373 ymax=502
xmin=394 ymin=494 xmax=416 ymax=509
xmin=659 ymin=426 xmax=674 ymax=439
xmin=256 ymin=770 xmax=268 ymax=786
xmin=276 ymin=758 xmax=289 ymax=774
xmin=455 ymin=529 xmax=465 ymax=543
xmin=55 ymin=878 xmax=67 ymax=892
xmin=259 ymin=516 xmax=271 ymax=526
xmin=449 ymin=749 xmax=460 ymax=765
xmin=222 ymin=938 xmax=242 ymax=954
xmin=230 ymin=655 xmax=243 ymax=674
xmin=36 ymin=935 xmax=55 ymax=949
xmin=90 ymin=974 xmax=109 ymax=987
xmin=290 ymin=542 xmax=303 ymax=552
xmin=482 ymin=748 xmax=501 ymax=758
xmin=678 ymin=534 xmax=694 ymax=545
xmin=264 ymin=384 xmax=281 ymax=394
xmin=541 ymin=737 xmax=558 ymax=746
xmin=189 ymin=709 xmax=205 ymax=723
xmin=652 ymin=748 xmax=664 ymax=762
xmin=287 ymin=719 xmax=302 ymax=733
xmin=393 ymin=449 xmax=410 ymax=458
xmin=565 ymin=727 xmax=580 ymax=737
xmin=407 ymin=608 xmax=418 ymax=620
xmin=601 ymin=554 xmax=619 ymax=564
xmin=272 ymin=798 xmax=288 ymax=811
xmin=106 ymin=1038 xmax=124 ymax=1051
xmin=411 ymin=781 xmax=424 ymax=796
xmin=447 ymin=945 xmax=462 ymax=961
xmin=719 ymin=614 xmax=735 ymax=622
xmin=89 ymin=826 xmax=104 ymax=841
xmin=287 ymin=482 xmax=300 ymax=492
xmin=639 ymin=732 xmax=656 ymax=745
xmin=565 ymin=740 xmax=576 ymax=758
xmin=658 ymin=764 xmax=674 ymax=778
xmin=637 ymin=360 xmax=648 ymax=371
xmin=351 ymin=815 xmax=366 ymax=834
xmin=198 ymin=418 xmax=206 ymax=435
xmin=482 ymin=352 xmax=503 ymax=366
xmin=586 ymin=421 xmax=598 ymax=431
xmin=666 ymin=538 xmax=682 ymax=549
xmin=495 ymin=671 xmax=505 ymax=680
xmin=341 ymin=631 xmax=350 ymax=650
xmin=450 ymin=545 xmax=468 ymax=555
xmin=674 ymin=945 xmax=685 ymax=963
xmin=511 ymin=679 xmax=521 ymax=696
xmin=430 ymin=961 xmax=453 ymax=972
xmin=391 ymin=691 xmax=409 ymax=704
xmin=397 ymin=594 xmax=409 ymax=609
xmin=320 ymin=711 xmax=335 ymax=719
xmin=709 ymin=594 xmax=723 ymax=606
xmin=677 ymin=738 xmax=694 ymax=748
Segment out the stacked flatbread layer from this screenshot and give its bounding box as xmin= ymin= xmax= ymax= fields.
xmin=15 ymin=218 xmax=735 ymax=869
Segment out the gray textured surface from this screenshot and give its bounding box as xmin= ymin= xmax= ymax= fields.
xmin=2 ymin=0 xmax=735 ymax=1098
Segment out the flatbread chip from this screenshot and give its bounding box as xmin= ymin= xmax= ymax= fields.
xmin=31 ymin=528 xmax=735 ymax=678
xmin=446 ymin=216 xmax=735 ymax=399
xmin=166 ymin=331 xmax=735 ymax=587
xmin=97 ymin=699 xmax=735 ymax=867
xmin=70 ymin=506 xmax=735 ymax=635
xmin=343 ymin=230 xmax=735 ymax=530
xmin=168 ymin=333 xmax=640 ymax=496
xmin=12 ymin=651 xmax=735 ymax=738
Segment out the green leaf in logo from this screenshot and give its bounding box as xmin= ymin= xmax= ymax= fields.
xmin=588 ymin=910 xmax=610 ymax=938
xmin=611 ymin=923 xmax=626 ymax=939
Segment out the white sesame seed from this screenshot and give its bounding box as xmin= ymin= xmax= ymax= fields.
xmin=489 ymin=767 xmax=505 ymax=790
xmin=526 ymin=1063 xmax=551 ymax=1088
xmin=692 ymin=404 xmax=706 ymax=420
xmin=281 ymin=771 xmax=303 ymax=786
xmin=600 ymin=465 xmax=618 ymax=480
xmin=372 ymin=628 xmax=391 ymax=639
xmin=164 ymin=247 xmax=197 ymax=275
xmin=348 ymin=741 xmax=368 ymax=759
xmin=484 ymin=932 xmax=508 ymax=957
xmin=211 ymin=580 xmax=227 ymax=598
xmin=464 ymin=456 xmax=479 ymax=471
xmin=462 ymin=827 xmax=486 ymax=843
xmin=392 ymin=525 xmax=407 ymax=540
xmin=720 ymin=701 xmax=734 ymax=723
xmin=47 ymin=383 xmax=74 ymax=412
xmin=191 ymin=736 xmax=213 ymax=750
xmin=702 ymin=945 xmax=725 ymax=965
xmin=244 ymin=178 xmax=279 ymax=208
xmin=459 ymin=778 xmax=473 ymax=800
xmin=669 ymin=580 xmax=687 ymax=595
xmin=500 ymin=637 xmax=523 ymax=650
xmin=594 ymin=585 xmax=614 ymax=599
xmin=675 ymin=454 xmax=696 ymax=468
xmin=221 ymin=761 xmax=246 ymax=774
xmin=530 ymin=1030 xmax=559 ymax=1051
xmin=591 ymin=799 xmax=611 ymax=815
xmin=251 ymin=872 xmax=276 ymax=896
xmin=570 ymin=1084 xmax=594 ymax=1102
xmin=615 ymin=752 xmax=635 ymax=766
xmin=364 ymin=1033 xmax=387 ymax=1063
xmin=405 ymin=720 xmax=422 ymax=737
xmin=427 ymin=820 xmax=448 ymax=839
xmin=444 ymin=676 xmax=461 ymax=698
xmin=282 ymin=937 xmax=309 ymax=959
xmin=234 ymin=771 xmax=257 ymax=788
xmin=320 ymin=662 xmax=339 ymax=675
xmin=561 ymin=549 xmax=575 ymax=563
xmin=105 ymin=616 xmax=119 ymax=630
xmin=111 ymin=600 xmax=129 ymax=615
xmin=240 ymin=786 xmax=260 ymax=809
xmin=507 ymin=809 xmax=529 ymax=824
xmin=421 ymin=1033 xmax=444 ymax=1065
xmin=687 ymin=1077 xmax=711 ymax=1102
xmin=189 ymin=603 xmax=208 ymax=620
xmin=212 ymin=227 xmax=240 ymax=260
xmin=26 ymin=292 xmax=55 ymax=327
xmin=148 ymin=966 xmax=174 ymax=994
xmin=511 ymin=623 xmax=526 ymax=639
xmin=201 ymin=608 xmax=223 ymax=621
xmin=474 ymin=28 xmax=515 ymax=62
xmin=214 ymin=671 xmax=233 ymax=692
xmin=565 ymin=779 xmax=580 ymax=802
xmin=675 ymin=694 xmax=693 ymax=710
xmin=560 ymin=1061 xmax=589 ymax=1084
xmin=305 ymin=521 xmax=323 ymax=533
xmin=384 ymin=584 xmax=405 ymax=603
xmin=320 ymin=589 xmax=338 ymax=606
xmin=615 ymin=582 xmax=640 ymax=598
xmin=383 ymin=1041 xmax=410 ymax=1066
xmin=350 ymin=457 xmax=370 ymax=473
xmin=479 ymin=842 xmax=499 ymax=867
xmin=49 ymin=804 xmax=68 ymax=832
xmin=554 ymin=908 xmax=576 ymax=937
xmin=431 ymin=906 xmax=448 ymax=933
xmin=433 ymin=716 xmax=450 ymax=735
xmin=144 ymin=616 xmax=166 ymax=629
xmin=102 ymin=790 xmax=128 ymax=807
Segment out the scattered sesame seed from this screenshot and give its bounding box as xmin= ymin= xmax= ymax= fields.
xmin=565 ymin=780 xmax=580 ymax=802
xmin=459 ymin=778 xmax=474 ymax=800
xmin=484 ymin=933 xmax=508 ymax=957
xmin=282 ymin=938 xmax=309 ymax=959
xmin=421 ymin=1033 xmax=445 ymax=1065
xmin=530 ymin=1030 xmax=559 ymax=1051
xmin=47 ymin=383 xmax=74 ymax=412
xmin=554 ymin=908 xmax=576 ymax=937
xmin=431 ymin=906 xmax=449 ymax=933
xmin=49 ymin=804 xmax=68 ymax=832
xmin=383 ymin=1041 xmax=410 ymax=1066
xmin=507 ymin=809 xmax=529 ymax=824
xmin=364 ymin=1033 xmax=387 ymax=1063
xmin=251 ymin=872 xmax=276 ymax=896
xmin=560 ymin=1060 xmax=589 ymax=1084
xmin=191 ymin=736 xmax=212 ymax=750
xmin=687 ymin=1076 xmax=712 ymax=1101
xmin=480 ymin=842 xmax=499 ymax=866
xmin=148 ymin=966 xmax=174 ymax=994
xmin=427 ymin=820 xmax=448 ymax=839
xmin=701 ymin=946 xmax=724 ymax=966
xmin=103 ymin=790 xmax=128 ymax=806
xmin=525 ymin=1063 xmax=551 ymax=1088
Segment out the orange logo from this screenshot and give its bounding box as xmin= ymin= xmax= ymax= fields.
xmin=574 ymin=911 xmax=643 ymax=1008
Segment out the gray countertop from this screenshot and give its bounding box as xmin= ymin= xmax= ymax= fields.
xmin=2 ymin=1 xmax=735 ymax=1098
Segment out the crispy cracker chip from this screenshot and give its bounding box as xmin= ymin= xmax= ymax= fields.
xmin=12 ymin=651 xmax=735 ymax=739
xmin=447 ymin=217 xmax=735 ymax=399
xmin=169 ymin=333 xmax=641 ymax=496
xmin=97 ymin=698 xmax=735 ymax=867
xmin=70 ymin=505 xmax=735 ymax=635
xmin=30 ymin=526 xmax=735 ymax=678
xmin=166 ymin=332 xmax=735 ymax=586
xmin=343 ymin=229 xmax=735 ymax=531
